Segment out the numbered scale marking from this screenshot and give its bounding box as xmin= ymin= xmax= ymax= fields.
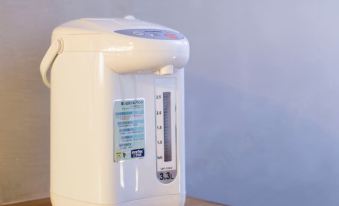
xmin=155 ymin=78 xmax=177 ymax=184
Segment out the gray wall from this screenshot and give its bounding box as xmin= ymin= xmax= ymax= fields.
xmin=1 ymin=0 xmax=339 ymax=205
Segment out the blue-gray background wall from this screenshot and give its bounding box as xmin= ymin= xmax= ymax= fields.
xmin=1 ymin=0 xmax=339 ymax=205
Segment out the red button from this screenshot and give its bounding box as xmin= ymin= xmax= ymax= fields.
xmin=164 ymin=33 xmax=178 ymax=39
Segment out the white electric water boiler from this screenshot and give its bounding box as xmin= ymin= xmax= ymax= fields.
xmin=40 ymin=17 xmax=189 ymax=206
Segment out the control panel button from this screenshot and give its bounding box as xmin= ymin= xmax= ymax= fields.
xmin=132 ymin=31 xmax=144 ymax=36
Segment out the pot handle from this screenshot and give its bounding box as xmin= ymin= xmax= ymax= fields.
xmin=40 ymin=39 xmax=63 ymax=88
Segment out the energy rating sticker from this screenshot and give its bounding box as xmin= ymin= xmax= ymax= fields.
xmin=113 ymin=99 xmax=145 ymax=162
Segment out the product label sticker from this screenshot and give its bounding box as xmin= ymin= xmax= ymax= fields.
xmin=113 ymin=99 xmax=145 ymax=162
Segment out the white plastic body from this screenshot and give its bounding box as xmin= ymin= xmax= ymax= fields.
xmin=50 ymin=52 xmax=186 ymax=206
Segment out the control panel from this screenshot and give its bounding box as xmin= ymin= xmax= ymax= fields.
xmin=115 ymin=29 xmax=185 ymax=40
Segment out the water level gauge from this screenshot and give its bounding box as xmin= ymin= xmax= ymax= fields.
xmin=155 ymin=77 xmax=177 ymax=184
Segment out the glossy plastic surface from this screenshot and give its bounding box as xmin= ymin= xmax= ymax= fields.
xmin=42 ymin=17 xmax=189 ymax=206
xmin=50 ymin=52 xmax=186 ymax=205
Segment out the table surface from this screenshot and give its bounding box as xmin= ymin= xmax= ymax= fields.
xmin=5 ymin=197 xmax=225 ymax=206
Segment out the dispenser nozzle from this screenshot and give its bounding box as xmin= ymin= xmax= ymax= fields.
xmin=155 ymin=65 xmax=174 ymax=75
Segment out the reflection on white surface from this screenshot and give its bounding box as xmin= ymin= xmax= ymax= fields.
xmin=119 ymin=161 xmax=125 ymax=188
xmin=135 ymin=167 xmax=139 ymax=192
xmin=98 ymin=53 xmax=105 ymax=82
xmin=105 ymin=42 xmax=134 ymax=52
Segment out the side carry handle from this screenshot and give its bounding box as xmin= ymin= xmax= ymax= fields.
xmin=40 ymin=39 xmax=63 ymax=88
